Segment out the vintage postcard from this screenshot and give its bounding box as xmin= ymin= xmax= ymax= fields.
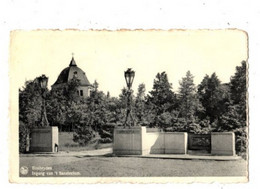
xmin=9 ymin=29 xmax=248 ymax=183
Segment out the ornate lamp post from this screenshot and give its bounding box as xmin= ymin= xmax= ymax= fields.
xmin=38 ymin=74 xmax=49 ymax=127
xmin=124 ymin=68 xmax=135 ymax=128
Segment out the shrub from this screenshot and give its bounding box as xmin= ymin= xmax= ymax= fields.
xmin=73 ymin=126 xmax=97 ymax=145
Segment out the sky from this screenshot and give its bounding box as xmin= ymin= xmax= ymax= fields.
xmin=10 ymin=29 xmax=248 ymax=97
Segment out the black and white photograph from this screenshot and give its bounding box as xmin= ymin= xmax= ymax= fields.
xmin=9 ymin=29 xmax=248 ymax=182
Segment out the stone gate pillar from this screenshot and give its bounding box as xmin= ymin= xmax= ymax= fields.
xmin=113 ymin=127 xmax=146 ymax=155
xmin=211 ymin=132 xmax=235 ymax=156
xmin=30 ymin=126 xmax=59 ymax=153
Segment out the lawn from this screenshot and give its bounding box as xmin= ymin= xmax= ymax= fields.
xmin=20 ymin=155 xmax=248 ymax=177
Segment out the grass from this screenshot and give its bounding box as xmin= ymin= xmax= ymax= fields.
xmin=58 ymin=132 xmax=112 ymax=151
xmin=54 ymin=157 xmax=247 ymax=177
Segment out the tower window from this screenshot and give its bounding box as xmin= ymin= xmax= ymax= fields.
xmin=80 ymin=90 xmax=83 ymax=96
xmin=74 ymin=71 xmax=78 ymax=78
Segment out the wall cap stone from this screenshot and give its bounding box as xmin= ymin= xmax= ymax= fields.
xmin=114 ymin=126 xmax=146 ymax=130
xmin=31 ymin=126 xmax=58 ymax=132
xmin=211 ymin=132 xmax=234 ymax=135
xmin=164 ymin=132 xmax=187 ymax=134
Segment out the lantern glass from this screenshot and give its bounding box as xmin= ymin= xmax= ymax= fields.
xmin=124 ymin=68 xmax=135 ymax=89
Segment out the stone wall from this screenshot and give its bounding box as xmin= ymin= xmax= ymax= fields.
xmin=164 ymin=133 xmax=187 ymax=154
xmin=147 ymin=132 xmax=187 ymax=154
xmin=113 ymin=127 xmax=188 ymax=155
xmin=144 ymin=132 xmax=162 ymax=154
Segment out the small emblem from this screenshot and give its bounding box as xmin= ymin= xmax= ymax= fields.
xmin=20 ymin=166 xmax=29 ymax=175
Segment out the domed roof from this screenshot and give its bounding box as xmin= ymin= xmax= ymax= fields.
xmin=53 ymin=57 xmax=91 ymax=86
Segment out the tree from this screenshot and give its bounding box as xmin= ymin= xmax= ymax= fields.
xmin=219 ymin=61 xmax=248 ymax=155
xmin=72 ymin=102 xmax=96 ymax=145
xmin=93 ymin=80 xmax=99 ymax=92
xmin=19 ymin=78 xmax=46 ymax=152
xmin=136 ymin=83 xmax=146 ymax=100
xmin=197 ymin=73 xmax=230 ymax=124
xmin=65 ymin=101 xmax=83 ymax=132
xmin=178 ymin=71 xmax=203 ymax=132
xmin=106 ymin=96 xmax=125 ymax=127
xmin=88 ymin=81 xmax=108 ymax=132
xmin=65 ymin=78 xmax=81 ymax=102
xmin=218 ymin=105 xmax=242 ymax=131
xmin=134 ymin=83 xmax=147 ymax=125
xmin=119 ymin=87 xmax=128 ymax=109
xmin=106 ymin=91 xmax=110 ymax=98
xmin=230 ymin=60 xmax=247 ymax=125
xmin=147 ymin=72 xmax=177 ymax=128
xmin=47 ymin=78 xmax=81 ymax=131
xmin=73 ymin=80 xmax=113 ymax=144
xmin=46 ymin=87 xmax=67 ymax=129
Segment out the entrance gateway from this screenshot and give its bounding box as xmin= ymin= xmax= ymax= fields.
xmin=188 ymin=133 xmax=211 ymax=153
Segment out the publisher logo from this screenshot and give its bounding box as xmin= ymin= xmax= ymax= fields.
xmin=20 ymin=166 xmax=29 ymax=175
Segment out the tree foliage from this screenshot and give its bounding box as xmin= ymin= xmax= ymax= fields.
xmin=134 ymin=83 xmax=147 ymax=125
xmin=198 ymin=73 xmax=230 ymax=124
xmin=220 ymin=61 xmax=247 ymax=154
xmin=19 ymin=79 xmax=44 ymax=152
xmin=73 ymin=81 xmax=114 ymax=144
xmin=147 ymin=72 xmax=177 ymax=128
xmin=47 ymin=78 xmax=81 ymax=130
xmin=230 ymin=60 xmax=247 ymax=124
xmin=178 ymin=71 xmax=203 ymax=132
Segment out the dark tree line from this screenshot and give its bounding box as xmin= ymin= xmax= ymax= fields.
xmin=19 ymin=61 xmax=247 ymax=154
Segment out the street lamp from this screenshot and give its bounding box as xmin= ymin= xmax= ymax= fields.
xmin=124 ymin=68 xmax=135 ymax=128
xmin=38 ymin=74 xmax=49 ymax=127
